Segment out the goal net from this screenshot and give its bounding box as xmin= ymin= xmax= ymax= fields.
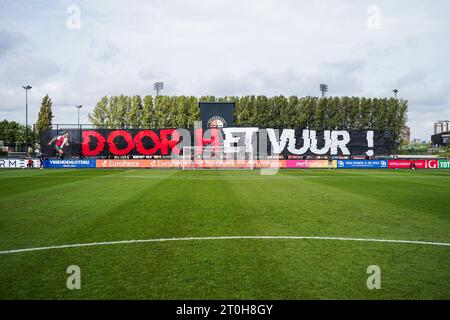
xmin=8 ymin=152 xmax=27 ymax=159
xmin=182 ymin=146 xmax=254 ymax=170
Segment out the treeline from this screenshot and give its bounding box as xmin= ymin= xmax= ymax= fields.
xmin=0 ymin=120 xmax=36 ymax=150
xmin=88 ymin=95 xmax=407 ymax=134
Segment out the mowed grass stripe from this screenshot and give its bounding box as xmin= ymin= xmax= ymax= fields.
xmin=1 ymin=169 xmax=449 ymax=246
xmin=303 ymin=172 xmax=450 ymax=241
xmin=0 ymin=170 xmax=175 ymax=249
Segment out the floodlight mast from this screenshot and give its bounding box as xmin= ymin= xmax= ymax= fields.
xmin=320 ymin=83 xmax=328 ymax=98
xmin=153 ymin=82 xmax=164 ymax=96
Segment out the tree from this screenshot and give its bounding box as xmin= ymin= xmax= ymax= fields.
xmin=271 ymin=96 xmax=287 ymax=128
xmin=35 ymin=95 xmax=53 ymax=134
xmin=0 ymin=120 xmax=31 ymax=150
xmin=254 ymin=95 xmax=270 ymax=127
xmin=324 ymin=97 xmax=339 ymax=129
xmin=390 ymin=98 xmax=408 ymax=151
xmin=88 ymin=96 xmax=108 ymax=128
xmin=236 ymin=96 xmax=252 ymax=126
xmin=359 ymin=98 xmax=372 ymax=130
xmin=128 ymin=95 xmax=143 ymax=128
xmin=303 ymin=97 xmax=317 ymax=129
xmin=296 ymin=97 xmax=309 ymax=128
xmin=246 ymin=95 xmax=258 ymax=126
xmin=186 ymin=96 xmax=199 ymax=128
xmin=173 ymin=96 xmax=188 ymax=128
xmin=108 ymin=96 xmax=120 ymax=128
xmin=277 ymin=96 xmax=297 ymax=128
xmin=348 ymin=97 xmax=361 ymax=130
xmin=142 ymin=95 xmax=153 ymax=128
xmin=313 ymin=97 xmax=327 ymax=129
xmin=154 ymin=95 xmax=173 ymax=128
xmin=372 ymin=98 xmax=386 ymax=130
xmin=116 ymin=95 xmax=130 ymax=128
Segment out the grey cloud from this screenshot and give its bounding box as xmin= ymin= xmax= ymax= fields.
xmin=0 ymin=29 xmax=33 ymax=57
xmin=89 ymin=40 xmax=120 ymax=62
xmin=397 ymin=72 xmax=449 ymax=109
xmin=0 ymin=55 xmax=60 ymax=85
xmin=200 ymin=63 xmax=364 ymax=97
xmin=138 ymin=66 xmax=168 ymax=80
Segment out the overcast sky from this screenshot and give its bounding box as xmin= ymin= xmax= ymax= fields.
xmin=0 ymin=0 xmax=449 ymax=140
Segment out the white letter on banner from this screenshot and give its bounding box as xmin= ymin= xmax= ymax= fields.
xmin=287 ymin=129 xmax=310 ymax=155
xmin=268 ymin=129 xmax=311 ymax=155
xmin=310 ymin=130 xmax=331 ymax=155
xmin=267 ymin=129 xmax=292 ymax=154
xmin=223 ymin=128 xmax=258 ymax=153
xmin=331 ymin=131 xmax=351 ymax=155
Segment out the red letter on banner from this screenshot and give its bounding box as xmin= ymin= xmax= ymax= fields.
xmin=159 ymin=129 xmax=181 ymax=155
xmin=82 ymin=130 xmax=106 ymax=156
xmin=195 ymin=128 xmax=220 ymax=147
xmin=194 ymin=128 xmax=221 ymax=156
xmin=107 ymin=130 xmax=135 ymax=156
xmin=134 ymin=130 xmax=161 ymax=155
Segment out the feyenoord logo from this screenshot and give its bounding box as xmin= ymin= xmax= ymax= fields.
xmin=207 ymin=116 xmax=227 ymax=128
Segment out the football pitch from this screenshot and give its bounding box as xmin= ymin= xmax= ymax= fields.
xmin=0 ymin=168 xmax=449 ymax=299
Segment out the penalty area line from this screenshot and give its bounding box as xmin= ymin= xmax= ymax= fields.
xmin=0 ymin=236 xmax=449 ymax=255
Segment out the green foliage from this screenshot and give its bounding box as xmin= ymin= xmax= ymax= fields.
xmin=142 ymin=95 xmax=154 ymax=128
xmin=35 ymin=95 xmax=53 ymax=134
xmin=0 ymin=119 xmax=35 ymax=150
xmin=88 ymin=96 xmax=108 ymax=128
xmin=186 ymin=96 xmax=200 ymax=128
xmin=0 ymin=120 xmax=24 ymax=147
xmin=128 ymin=95 xmax=143 ymax=128
xmin=88 ymin=95 xmax=408 ymax=139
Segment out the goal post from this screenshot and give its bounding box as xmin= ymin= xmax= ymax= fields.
xmin=182 ymin=146 xmax=254 ymax=170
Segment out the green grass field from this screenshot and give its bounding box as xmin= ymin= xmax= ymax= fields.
xmin=0 ymin=168 xmax=449 ymax=299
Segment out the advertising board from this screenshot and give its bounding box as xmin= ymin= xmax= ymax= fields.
xmin=336 ymin=160 xmax=388 ymax=169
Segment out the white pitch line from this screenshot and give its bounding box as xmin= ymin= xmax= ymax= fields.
xmin=0 ymin=236 xmax=449 ymax=255
xmin=119 ymin=175 xmax=321 ymax=180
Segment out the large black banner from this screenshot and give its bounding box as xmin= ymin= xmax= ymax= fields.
xmin=40 ymin=128 xmax=393 ymax=158
xmin=199 ymin=102 xmax=234 ymax=129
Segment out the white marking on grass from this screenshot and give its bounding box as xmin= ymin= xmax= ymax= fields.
xmin=119 ymin=175 xmax=322 ymax=180
xmin=0 ymin=236 xmax=449 ymax=255
xmin=1 ymin=172 xmax=449 ymax=180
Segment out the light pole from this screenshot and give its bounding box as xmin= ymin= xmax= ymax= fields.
xmin=75 ymin=105 xmax=82 ymax=158
xmin=75 ymin=105 xmax=82 ymax=128
xmin=393 ymin=89 xmax=399 ymax=99
xmin=22 ymin=85 xmax=32 ymax=155
xmin=392 ymin=89 xmax=399 ymax=156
